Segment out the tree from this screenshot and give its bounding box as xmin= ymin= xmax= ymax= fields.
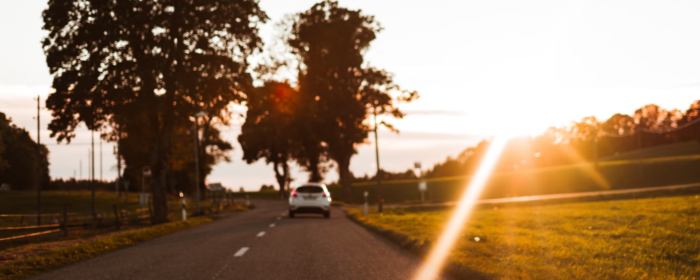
xmin=43 ymin=0 xmax=266 ymax=223
xmin=678 ymin=100 xmax=700 ymax=142
xmin=238 ymin=81 xmax=300 ymax=198
xmin=0 ymin=112 xmax=50 ymax=190
xmin=602 ymin=113 xmax=636 ymax=135
xmin=288 ymin=1 xmax=417 ymax=203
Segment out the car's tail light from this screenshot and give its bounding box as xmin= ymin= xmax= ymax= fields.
xmin=322 ymin=192 xmax=327 ymax=197
xmin=292 ymin=190 xmax=298 ymax=197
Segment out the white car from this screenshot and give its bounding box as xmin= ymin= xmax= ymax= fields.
xmin=289 ymin=183 xmax=331 ymax=218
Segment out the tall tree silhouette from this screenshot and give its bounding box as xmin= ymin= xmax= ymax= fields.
xmin=238 ymin=81 xmax=300 ymax=198
xmin=287 ymin=1 xmax=417 ymax=203
xmin=43 ymin=0 xmax=266 ymax=223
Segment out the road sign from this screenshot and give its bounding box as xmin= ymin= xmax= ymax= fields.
xmin=139 ymin=193 xmax=149 ymax=206
xmin=418 ymin=180 xmax=427 ymax=191
xmin=414 ymin=162 xmax=421 ymax=169
xmin=142 ymin=166 xmax=151 ymax=176
xmin=208 ymin=183 xmax=224 ymax=192
xmin=363 ymin=191 xmax=369 ymax=215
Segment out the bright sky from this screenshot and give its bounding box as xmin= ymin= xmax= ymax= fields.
xmin=1 ymin=0 xmax=699 ymax=190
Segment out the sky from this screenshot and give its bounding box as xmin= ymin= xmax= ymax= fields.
xmin=1 ymin=0 xmax=700 ymax=190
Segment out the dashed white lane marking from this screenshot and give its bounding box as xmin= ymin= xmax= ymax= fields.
xmin=234 ymin=247 xmax=249 ymax=257
xmin=269 ymin=223 xmax=275 ymax=228
xmin=257 ymin=231 xmax=265 ymax=237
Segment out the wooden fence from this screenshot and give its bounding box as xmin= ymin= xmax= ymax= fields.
xmin=0 ymin=197 xmax=242 ymax=246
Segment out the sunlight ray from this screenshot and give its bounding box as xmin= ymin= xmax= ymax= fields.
xmin=559 ymin=144 xmax=611 ymax=190
xmin=414 ymin=137 xmax=509 ymax=280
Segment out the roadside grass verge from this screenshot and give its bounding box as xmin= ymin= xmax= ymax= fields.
xmin=347 ymin=195 xmax=700 ymax=279
xmin=0 ymin=216 xmax=215 ymax=280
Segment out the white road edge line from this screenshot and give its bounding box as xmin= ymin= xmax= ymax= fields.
xmin=234 ymin=247 xmax=249 ymax=257
xmin=257 ymin=231 xmax=265 ymax=237
xmin=269 ymin=223 xmax=275 ymax=228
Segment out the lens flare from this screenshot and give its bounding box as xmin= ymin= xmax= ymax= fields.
xmin=559 ymin=144 xmax=611 ymax=190
xmin=414 ymin=137 xmax=510 ymax=280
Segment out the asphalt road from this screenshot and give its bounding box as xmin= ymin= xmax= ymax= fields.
xmin=30 ymin=200 xmax=448 ymax=280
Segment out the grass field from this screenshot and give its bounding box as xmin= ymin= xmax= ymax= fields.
xmin=347 ymin=195 xmax=700 ymax=280
xmin=600 ymin=140 xmax=700 ymax=162
xmin=335 ymin=141 xmax=700 ymax=203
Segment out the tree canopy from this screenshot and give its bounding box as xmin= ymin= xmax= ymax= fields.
xmin=238 ymin=81 xmax=300 ymax=198
xmin=0 ymin=112 xmax=50 ymax=190
xmin=287 ymin=0 xmax=417 ymax=202
xmin=43 ymin=0 xmax=266 ymax=223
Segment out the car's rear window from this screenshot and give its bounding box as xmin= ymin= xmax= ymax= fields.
xmin=296 ymin=186 xmax=324 ymax=193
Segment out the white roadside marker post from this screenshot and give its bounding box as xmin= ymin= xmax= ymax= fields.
xmin=419 ymin=180 xmax=427 ymax=204
xmin=363 ymin=191 xmax=369 ymax=216
xmin=180 ymin=192 xmax=187 ymax=221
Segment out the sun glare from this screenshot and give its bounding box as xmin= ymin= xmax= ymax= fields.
xmin=414 ymin=137 xmax=510 ymax=280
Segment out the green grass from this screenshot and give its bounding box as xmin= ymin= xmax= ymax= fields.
xmin=0 ymin=191 xmax=143 ymax=215
xmin=347 ymin=195 xmax=700 ymax=280
xmin=331 ymin=141 xmax=700 ymax=204
xmin=0 ymin=216 xmax=215 ymax=280
xmin=601 ymin=141 xmax=700 ymax=162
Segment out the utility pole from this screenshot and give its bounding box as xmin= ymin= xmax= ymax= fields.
xmin=194 ymin=113 xmax=203 ymax=214
xmin=193 ymin=111 xmax=207 ymax=215
xmin=91 ymin=130 xmax=96 ymax=221
xmin=100 ymin=134 xmax=102 ymax=182
xmin=80 ymin=160 xmax=82 ymax=179
xmin=117 ymin=123 xmax=122 ymax=196
xmin=36 ymin=95 xmax=41 ymax=226
xmin=372 ymin=103 xmax=383 ymax=213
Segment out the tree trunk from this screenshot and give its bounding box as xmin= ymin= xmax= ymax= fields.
xmin=307 ymin=153 xmax=323 ymax=182
xmin=148 ymin=108 xmax=171 ymax=224
xmin=273 ymin=160 xmax=288 ymax=199
xmin=148 ymin=2 xmax=182 ymax=224
xmin=337 ymin=154 xmax=353 ymax=204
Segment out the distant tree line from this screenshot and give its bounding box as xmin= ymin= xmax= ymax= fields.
xmin=48 ymin=178 xmax=116 ymax=191
xmin=425 ymin=100 xmax=700 ymax=178
xmin=259 ymin=184 xmax=276 ymax=192
xmin=352 ymin=169 xmax=418 ymax=183
xmin=0 ymin=112 xmax=50 ymax=190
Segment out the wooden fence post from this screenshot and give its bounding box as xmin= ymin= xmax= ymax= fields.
xmin=63 ymin=204 xmax=68 ymax=237
xmin=148 ymin=201 xmax=153 ymax=223
xmin=113 ymin=204 xmax=120 ymax=229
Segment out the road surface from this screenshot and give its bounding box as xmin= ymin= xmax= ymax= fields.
xmin=30 ymin=200 xmax=449 ymax=280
